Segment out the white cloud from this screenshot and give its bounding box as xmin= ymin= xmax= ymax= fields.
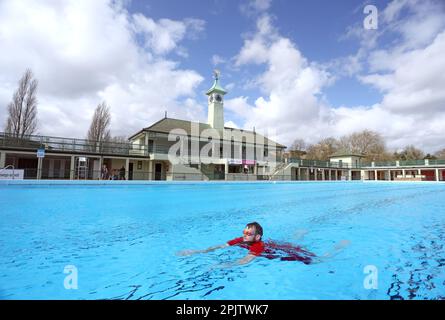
xmin=235 ymin=15 xmax=278 ymax=66
xmin=362 ymin=31 xmax=445 ymax=115
xmin=230 ymin=1 xmax=445 ymax=153
xmin=225 ymin=96 xmax=253 ymax=118
xmin=252 ymin=0 xmax=272 ymax=11
xmin=240 ymin=0 xmax=272 ymax=16
xmin=383 ymin=0 xmax=445 ymax=50
xmin=232 ymin=13 xmax=334 ymax=146
xmin=0 ymin=0 xmax=205 ymax=138
xmin=224 ymin=120 xmax=239 ymax=129
xmin=211 ymin=54 xmax=226 ymax=66
xmin=132 ymin=15 xmax=205 ymax=55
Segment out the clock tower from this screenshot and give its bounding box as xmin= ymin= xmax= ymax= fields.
xmin=206 ymin=70 xmax=227 ymax=129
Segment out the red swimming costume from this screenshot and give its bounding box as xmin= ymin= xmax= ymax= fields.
xmin=227 ymin=237 xmax=265 ymax=256
xmin=262 ymin=240 xmax=316 ymax=265
xmin=227 ymin=238 xmax=316 ymax=264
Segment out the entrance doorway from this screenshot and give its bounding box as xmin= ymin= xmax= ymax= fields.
xmin=155 ymin=163 xmax=162 ymax=180
xmin=129 ymin=163 xmax=133 ymax=180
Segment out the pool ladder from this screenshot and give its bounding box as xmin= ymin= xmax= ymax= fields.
xmin=0 ymin=165 xmax=16 ymax=179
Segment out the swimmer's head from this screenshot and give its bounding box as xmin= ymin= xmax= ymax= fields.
xmin=243 ymin=222 xmax=263 ymax=242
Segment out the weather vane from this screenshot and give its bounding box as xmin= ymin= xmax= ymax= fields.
xmin=213 ymin=69 xmax=220 ymax=80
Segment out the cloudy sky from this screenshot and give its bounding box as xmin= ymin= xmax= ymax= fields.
xmin=0 ymin=0 xmax=444 ymax=152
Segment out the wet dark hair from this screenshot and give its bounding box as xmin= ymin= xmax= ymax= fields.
xmin=247 ymin=222 xmax=263 ymax=239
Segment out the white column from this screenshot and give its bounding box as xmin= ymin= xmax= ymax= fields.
xmin=314 ymin=168 xmax=317 ymax=181
xmin=99 ymin=156 xmax=103 ymax=180
xmin=298 ymin=167 xmax=301 ymax=181
xmin=387 ymin=170 xmax=390 ymax=181
xmin=321 ymin=169 xmax=325 ymax=181
xmin=0 ymin=151 xmax=5 ymax=168
xmin=125 ymin=158 xmax=130 ymax=180
xmin=148 ymin=160 xmax=153 ymax=180
xmin=436 ymin=168 xmax=439 ymax=182
xmin=374 ymin=170 xmax=378 ymax=180
xmin=402 ymin=169 xmax=406 ymax=178
xmin=37 ymin=157 xmax=43 ymax=180
xmin=70 ymin=156 xmax=75 ymax=180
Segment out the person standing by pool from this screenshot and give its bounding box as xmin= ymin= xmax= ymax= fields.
xmin=119 ymin=166 xmax=125 ymax=180
xmin=101 ymin=165 xmax=108 ymax=180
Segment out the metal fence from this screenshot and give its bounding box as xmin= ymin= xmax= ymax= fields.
xmin=0 ymin=132 xmax=147 ymax=156
xmin=428 ymin=159 xmax=445 ymax=165
xmin=288 ymin=158 xmax=351 ymax=168
xmin=398 ymin=160 xmax=427 ymax=166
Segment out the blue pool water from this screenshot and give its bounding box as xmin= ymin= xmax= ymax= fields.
xmin=0 ymin=181 xmax=444 ymax=300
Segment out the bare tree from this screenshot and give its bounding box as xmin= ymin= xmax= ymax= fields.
xmin=434 ymin=148 xmax=445 ymax=160
xmin=306 ymin=137 xmax=339 ymax=160
xmin=286 ymin=138 xmax=308 ymax=159
xmin=86 ymin=102 xmax=111 ymax=151
xmin=337 ymin=130 xmax=389 ymax=161
xmin=394 ymin=145 xmax=425 ymax=160
xmin=290 ymin=138 xmax=307 ymax=151
xmin=5 ymin=69 xmax=38 ymax=139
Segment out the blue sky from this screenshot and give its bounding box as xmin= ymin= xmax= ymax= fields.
xmin=0 ymin=0 xmax=444 ymax=152
xmin=128 ymin=0 xmax=386 ymax=107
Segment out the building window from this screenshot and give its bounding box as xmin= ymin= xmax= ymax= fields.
xmin=264 ymin=148 xmax=268 ymax=157
xmin=148 ymin=140 xmax=154 ymax=152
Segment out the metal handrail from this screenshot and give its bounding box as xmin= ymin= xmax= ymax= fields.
xmin=0 ymin=164 xmax=15 ymax=179
xmin=0 ymin=164 xmax=15 ymax=172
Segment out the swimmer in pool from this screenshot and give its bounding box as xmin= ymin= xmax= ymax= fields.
xmin=177 ymin=222 xmax=350 ymax=267
xmin=177 ymin=222 xmax=265 ymax=266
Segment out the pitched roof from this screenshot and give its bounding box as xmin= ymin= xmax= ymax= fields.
xmin=330 ymin=150 xmax=365 ymax=158
xmin=206 ymin=78 xmax=227 ymax=95
xmin=129 ymin=117 xmax=286 ymax=148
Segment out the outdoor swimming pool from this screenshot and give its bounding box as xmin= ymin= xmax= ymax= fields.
xmin=0 ymin=181 xmax=444 ymax=300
